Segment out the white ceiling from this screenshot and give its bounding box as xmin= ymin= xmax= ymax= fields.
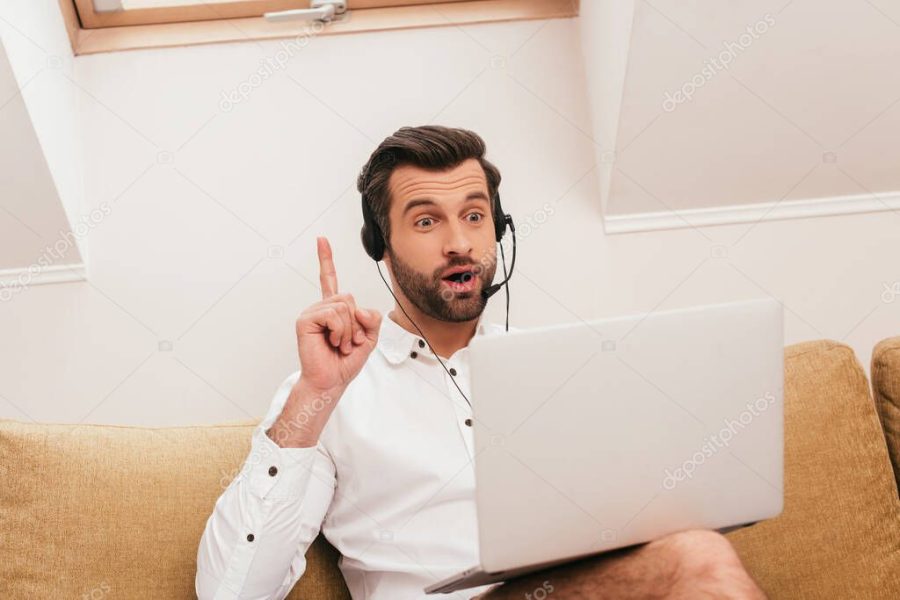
xmin=583 ymin=0 xmax=900 ymax=220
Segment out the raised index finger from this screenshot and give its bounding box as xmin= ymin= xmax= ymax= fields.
xmin=317 ymin=236 xmax=339 ymax=298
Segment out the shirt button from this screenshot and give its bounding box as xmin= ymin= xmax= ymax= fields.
xmin=247 ymin=533 xmax=255 ymax=542
xmin=418 ymin=339 xmax=425 ymax=348
xmin=449 ymin=368 xmax=457 ymax=376
xmin=464 ymin=418 xmax=472 ymax=427
xmin=410 ymin=351 xmax=418 ymax=359
xmin=268 ymin=466 xmax=278 ymax=477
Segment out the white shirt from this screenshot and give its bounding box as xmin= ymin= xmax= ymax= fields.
xmin=196 ymin=313 xmax=511 ymax=600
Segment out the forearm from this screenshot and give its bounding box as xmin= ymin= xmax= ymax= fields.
xmin=265 ymin=377 xmax=346 ymax=448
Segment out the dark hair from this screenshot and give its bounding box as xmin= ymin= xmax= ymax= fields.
xmin=357 ymin=125 xmax=501 ymax=250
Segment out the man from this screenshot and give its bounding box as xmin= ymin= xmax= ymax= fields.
xmin=196 ymin=126 xmax=766 ymax=599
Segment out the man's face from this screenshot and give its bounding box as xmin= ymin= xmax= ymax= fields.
xmin=384 ymin=157 xmax=498 ymax=322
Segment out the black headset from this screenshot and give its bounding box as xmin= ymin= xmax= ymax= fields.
xmin=358 ymin=164 xmax=517 ymax=408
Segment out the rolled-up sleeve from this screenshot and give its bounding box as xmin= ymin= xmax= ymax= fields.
xmin=196 ymin=371 xmax=338 ymax=600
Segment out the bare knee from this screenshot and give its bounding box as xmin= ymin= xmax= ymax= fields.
xmin=653 ymin=529 xmax=765 ymax=599
xmin=657 ymin=529 xmax=742 ymax=570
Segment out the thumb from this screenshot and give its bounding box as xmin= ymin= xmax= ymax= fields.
xmin=355 ymin=307 xmax=382 ymax=339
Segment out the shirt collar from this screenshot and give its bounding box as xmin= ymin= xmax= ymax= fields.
xmin=377 ymin=312 xmax=490 ymax=366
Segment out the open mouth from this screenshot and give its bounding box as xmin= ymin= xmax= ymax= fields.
xmin=441 ymin=269 xmax=478 ymax=293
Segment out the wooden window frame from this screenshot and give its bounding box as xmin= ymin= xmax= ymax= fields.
xmin=74 ymin=1 xmax=484 ymax=29
xmin=59 ymin=0 xmax=579 ymax=55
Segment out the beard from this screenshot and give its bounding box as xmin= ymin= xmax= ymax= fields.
xmin=387 ymin=248 xmax=497 ymax=323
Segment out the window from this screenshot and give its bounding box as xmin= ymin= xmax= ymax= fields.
xmin=74 ymin=1 xmax=477 ymax=28
xmin=61 ymin=0 xmax=578 ymax=54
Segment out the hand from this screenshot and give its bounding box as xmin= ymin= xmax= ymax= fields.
xmin=295 ymin=237 xmax=382 ymax=394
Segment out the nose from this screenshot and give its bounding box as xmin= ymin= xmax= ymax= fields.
xmin=443 ymin=218 xmax=473 ymax=257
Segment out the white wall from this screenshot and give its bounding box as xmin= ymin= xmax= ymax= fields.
xmin=0 ymin=13 xmax=897 ymax=427
xmin=0 ymin=0 xmax=85 ymax=265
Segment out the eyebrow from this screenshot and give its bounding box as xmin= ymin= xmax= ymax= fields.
xmin=401 ymin=191 xmax=490 ymax=216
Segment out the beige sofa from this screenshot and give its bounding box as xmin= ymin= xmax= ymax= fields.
xmin=2 ymin=338 xmax=900 ymax=599
xmin=873 ymin=336 xmax=900 ymax=490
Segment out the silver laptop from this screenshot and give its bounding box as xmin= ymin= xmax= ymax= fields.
xmin=425 ymin=298 xmax=784 ymax=594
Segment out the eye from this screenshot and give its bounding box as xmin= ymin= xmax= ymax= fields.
xmin=415 ymin=216 xmax=435 ymax=228
xmin=467 ymin=212 xmax=484 ymax=223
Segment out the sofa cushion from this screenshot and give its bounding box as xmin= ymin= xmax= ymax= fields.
xmin=872 ymin=335 xmax=900 ymax=489
xmin=725 ymin=340 xmax=900 ymax=599
xmin=0 ymin=418 xmax=349 ymax=599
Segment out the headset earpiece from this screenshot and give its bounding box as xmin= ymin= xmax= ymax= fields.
xmin=360 ymin=194 xmax=385 ymax=262
xmin=492 ymin=192 xmax=509 ymax=243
